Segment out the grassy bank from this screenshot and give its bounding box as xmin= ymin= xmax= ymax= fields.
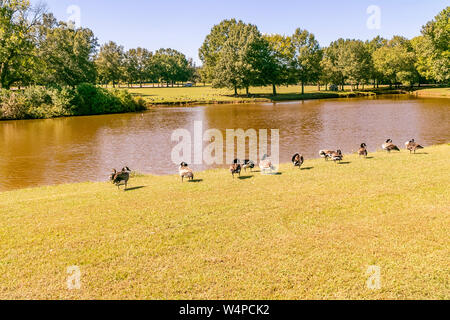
xmin=410 ymin=87 xmax=450 ymax=98
xmin=128 ymin=85 xmax=449 ymax=106
xmin=1 ymin=144 xmax=449 ymax=299
xmin=127 ymin=85 xmax=377 ymax=106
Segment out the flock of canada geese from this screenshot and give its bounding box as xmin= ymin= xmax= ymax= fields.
xmin=109 ymin=139 xmax=424 ymax=189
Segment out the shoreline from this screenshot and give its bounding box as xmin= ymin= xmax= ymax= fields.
xmin=1 ymin=88 xmax=448 ymax=121
xmin=2 ymin=143 xmax=448 ymax=193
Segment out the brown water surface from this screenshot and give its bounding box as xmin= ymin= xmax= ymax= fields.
xmin=1 ymin=95 xmax=449 ymax=191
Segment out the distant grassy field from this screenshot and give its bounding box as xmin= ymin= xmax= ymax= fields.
xmin=412 ymin=87 xmax=450 ymax=98
xmin=1 ymin=144 xmax=449 ymax=299
xmin=125 ymin=85 xmax=376 ymax=105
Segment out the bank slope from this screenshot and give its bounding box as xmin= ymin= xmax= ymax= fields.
xmin=0 ymin=144 xmax=449 ymax=299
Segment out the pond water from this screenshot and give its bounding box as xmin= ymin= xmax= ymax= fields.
xmin=1 ymin=95 xmax=449 ymax=191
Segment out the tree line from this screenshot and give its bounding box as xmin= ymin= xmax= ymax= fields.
xmin=199 ymin=7 xmax=449 ymax=95
xmin=0 ymin=0 xmax=196 ymax=90
xmin=1 ymin=1 xmax=448 ymax=94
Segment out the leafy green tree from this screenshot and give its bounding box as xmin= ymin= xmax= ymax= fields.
xmin=366 ymin=36 xmax=387 ymax=87
xmin=123 ymin=47 xmax=153 ymax=87
xmin=95 ymin=41 xmax=124 ymax=87
xmin=340 ymin=40 xmax=372 ymax=90
xmin=153 ymin=48 xmax=192 ymax=87
xmin=0 ymin=0 xmax=44 ymax=88
xmin=263 ymin=34 xmax=296 ymax=95
xmin=417 ymin=7 xmax=449 ymax=83
xmin=199 ymin=19 xmax=239 ymax=84
xmin=211 ymin=21 xmax=263 ymax=96
xmin=320 ymin=39 xmax=347 ymax=90
xmin=291 ymin=29 xmax=322 ymax=94
xmin=373 ymin=36 xmax=418 ymax=87
xmin=37 ymin=14 xmax=98 ymax=87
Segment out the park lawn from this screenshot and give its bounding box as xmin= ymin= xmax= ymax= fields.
xmin=0 ymin=145 xmax=449 ymax=300
xmin=413 ymin=87 xmax=450 ymax=98
xmin=126 ymin=85 xmax=374 ymax=105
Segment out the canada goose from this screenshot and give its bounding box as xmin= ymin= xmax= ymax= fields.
xmin=179 ymin=162 xmax=194 ymax=182
xmin=358 ymin=143 xmax=368 ymax=157
xmin=110 ymin=167 xmax=131 ymax=190
xmin=230 ymin=159 xmax=242 ymax=178
xmin=382 ymin=139 xmax=400 ymax=152
xmin=405 ymin=139 xmax=424 ymax=154
xmin=319 ymin=150 xmax=333 ymax=161
xmin=259 ymin=154 xmax=275 ymax=173
xmin=292 ymin=153 xmax=304 ymax=168
xmin=329 ymin=150 xmax=343 ymax=163
xmin=242 ymin=160 xmax=255 ymax=172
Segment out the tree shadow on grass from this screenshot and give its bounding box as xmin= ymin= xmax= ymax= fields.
xmin=125 ymin=186 xmax=146 ymax=192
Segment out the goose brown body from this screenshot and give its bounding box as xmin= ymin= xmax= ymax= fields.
xmin=358 ymin=143 xmax=368 ymax=157
xmin=405 ymin=139 xmax=424 ymax=154
xmin=110 ymin=167 xmax=131 ymax=190
xmin=230 ymin=159 xmax=242 ymax=178
xmin=179 ymin=162 xmax=194 ymax=182
xmin=382 ymin=139 xmax=400 ymax=152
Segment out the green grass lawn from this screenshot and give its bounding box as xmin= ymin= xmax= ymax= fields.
xmin=125 ymin=85 xmax=376 ymax=105
xmin=413 ymin=87 xmax=450 ymax=98
xmin=0 ymin=145 xmax=449 ymax=299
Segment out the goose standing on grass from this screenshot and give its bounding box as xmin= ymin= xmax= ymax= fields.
xmin=242 ymin=160 xmax=255 ymax=172
xmin=179 ymin=162 xmax=194 ymax=182
xmin=230 ymin=159 xmax=242 ymax=178
xmin=405 ymin=139 xmax=424 ymax=154
xmin=329 ymin=150 xmax=343 ymax=163
xmin=358 ymin=143 xmax=368 ymax=157
xmin=319 ymin=150 xmax=333 ymax=161
xmin=292 ymin=153 xmax=304 ymax=168
xmin=259 ymin=154 xmax=275 ymax=173
xmin=382 ymin=139 xmax=400 ymax=152
xmin=110 ymin=167 xmax=131 ymax=190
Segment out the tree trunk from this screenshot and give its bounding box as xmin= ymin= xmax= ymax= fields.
xmin=317 ymin=83 xmax=320 ymax=91
xmin=234 ymin=86 xmax=238 ymax=97
xmin=246 ymin=86 xmax=249 ymax=97
xmin=272 ymin=84 xmax=277 ymax=96
xmin=301 ymin=81 xmax=304 ymax=95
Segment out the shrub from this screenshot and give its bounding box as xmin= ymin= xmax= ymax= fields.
xmin=0 ymin=84 xmax=146 ymax=120
xmin=0 ymin=90 xmax=28 ymax=120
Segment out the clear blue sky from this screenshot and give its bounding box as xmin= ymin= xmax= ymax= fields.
xmin=32 ymin=0 xmax=448 ymax=65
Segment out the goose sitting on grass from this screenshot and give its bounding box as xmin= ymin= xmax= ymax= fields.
xmin=405 ymin=139 xmax=424 ymax=154
xmin=179 ymin=162 xmax=194 ymax=182
xmin=382 ymin=139 xmax=400 ymax=152
xmin=242 ymin=160 xmax=255 ymax=172
xmin=110 ymin=167 xmax=131 ymax=190
xmin=259 ymin=154 xmax=275 ymax=174
xmin=358 ymin=143 xmax=368 ymax=157
xmin=230 ymin=159 xmax=242 ymax=179
xmin=292 ymin=153 xmax=304 ymax=168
